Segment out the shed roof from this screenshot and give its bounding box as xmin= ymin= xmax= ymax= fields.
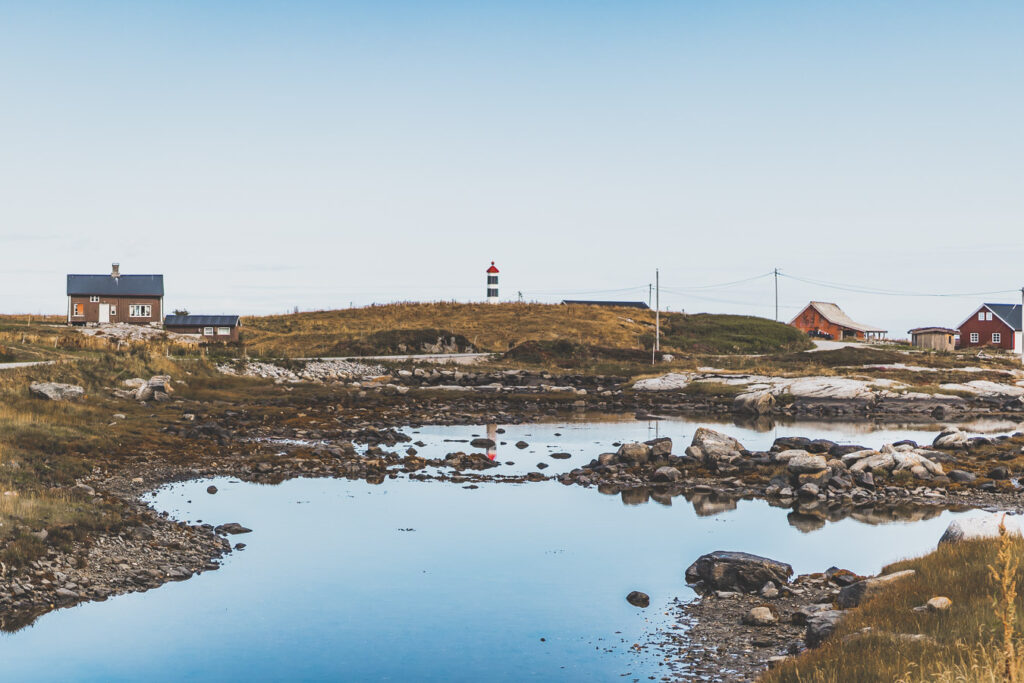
xmin=791 ymin=301 xmax=887 ymax=333
xmin=561 ymin=300 xmax=651 ymax=309
xmin=908 ymin=327 xmax=956 ymax=335
xmin=164 ymin=315 xmax=240 ymax=327
xmin=67 ymin=274 xmax=164 ymax=297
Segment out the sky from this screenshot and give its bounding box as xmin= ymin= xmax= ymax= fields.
xmin=0 ymin=1 xmax=1022 ymax=335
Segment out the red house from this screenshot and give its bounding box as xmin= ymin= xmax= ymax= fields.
xmin=789 ymin=302 xmax=886 ymax=341
xmin=956 ymin=304 xmax=1022 ymax=352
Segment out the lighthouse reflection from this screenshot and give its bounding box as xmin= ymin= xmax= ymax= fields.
xmin=486 ymin=423 xmax=497 ymax=460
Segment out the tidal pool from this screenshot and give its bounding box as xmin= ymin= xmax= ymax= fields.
xmin=0 ymin=476 xmax=985 ymax=682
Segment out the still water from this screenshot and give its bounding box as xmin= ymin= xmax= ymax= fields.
xmin=0 ymin=473 xmax=985 ymax=682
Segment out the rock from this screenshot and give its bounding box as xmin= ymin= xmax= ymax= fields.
xmin=840 ymin=449 xmax=878 ymax=465
xmin=787 ymin=453 xmax=829 ymax=474
xmin=836 ymin=570 xmax=916 ymax=608
xmin=927 ymin=596 xmax=952 ymax=611
xmin=797 ymin=483 xmax=820 ymax=499
xmin=939 ymin=513 xmax=1023 ymax=544
xmin=74 ymin=483 xmax=96 ymax=496
xmin=689 ymin=428 xmax=744 ymax=465
xmin=685 ymin=551 xmax=793 ymax=593
xmin=515 ymin=441 xmax=529 ymax=449
xmin=206 ymin=485 xmax=218 ymax=494
xmin=849 ymin=452 xmax=896 ymax=474
xmin=29 ymin=382 xmax=85 ymax=401
xmin=651 ymin=466 xmax=682 ymax=483
xmin=549 ymin=452 xmax=571 ymax=460
xmin=469 ymin=438 xmax=495 ymax=449
xmin=644 ymin=437 xmax=673 ymax=457
xmin=948 ymin=470 xmax=976 ymax=483
xmin=760 ymin=582 xmax=779 ymax=599
xmin=743 ymin=606 xmax=778 ymax=626
xmin=988 ymin=466 xmax=1010 ymax=480
xmin=892 ymin=452 xmax=944 ymax=476
xmin=733 ymin=391 xmax=775 ymax=415
xmin=215 ymin=522 xmax=252 ymax=535
xmin=616 ymin=442 xmax=652 ymax=464
xmin=933 ymin=428 xmax=968 ymax=449
xmin=805 ymin=610 xmax=845 ymax=648
xmin=626 ymin=591 xmax=650 ymax=608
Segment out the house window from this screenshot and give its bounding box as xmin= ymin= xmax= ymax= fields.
xmin=110 ymin=306 xmax=117 ymax=316
xmin=203 ymin=327 xmax=214 ymax=336
xmin=129 ymin=304 xmax=152 ymax=318
xmin=89 ymin=296 xmax=99 ymax=303
xmin=979 ymin=312 xmax=985 ymax=321
xmin=216 ymin=327 xmax=231 ymax=335
xmin=993 ymin=332 xmax=1002 ymax=344
xmin=970 ymin=332 xmax=980 ymax=343
xmin=73 ymin=303 xmax=84 ymax=317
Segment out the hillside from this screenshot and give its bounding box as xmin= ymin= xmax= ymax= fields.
xmin=239 ymin=303 xmax=813 ymax=357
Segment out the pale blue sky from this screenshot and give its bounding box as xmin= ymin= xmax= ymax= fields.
xmin=1 ymin=1 xmax=1021 ymax=334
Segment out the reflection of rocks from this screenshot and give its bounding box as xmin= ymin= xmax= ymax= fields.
xmin=685 ymin=491 xmax=739 ymax=517
xmin=620 ymin=488 xmax=650 ymax=506
xmin=787 ymin=510 xmax=826 ymax=533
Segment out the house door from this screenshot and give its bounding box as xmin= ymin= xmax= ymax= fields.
xmin=98 ymin=303 xmax=110 ymax=323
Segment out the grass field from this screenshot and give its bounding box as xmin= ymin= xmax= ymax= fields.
xmin=239 ymin=303 xmax=813 ymax=358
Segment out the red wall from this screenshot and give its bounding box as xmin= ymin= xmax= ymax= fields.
xmin=958 ymin=308 xmax=1014 ymax=350
xmin=790 ymin=305 xmax=864 ymax=341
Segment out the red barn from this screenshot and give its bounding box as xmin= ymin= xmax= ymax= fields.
xmin=789 ymin=301 xmax=886 ymax=341
xmin=956 ymin=304 xmax=1021 ymax=351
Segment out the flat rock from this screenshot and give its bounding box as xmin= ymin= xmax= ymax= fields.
xmin=939 ymin=513 xmax=1023 ymax=545
xmin=836 ymin=569 xmax=916 ymax=608
xmin=626 ymin=591 xmax=650 ymax=608
xmin=29 ymin=382 xmax=85 ymax=402
xmin=685 ymin=551 xmax=793 ymax=593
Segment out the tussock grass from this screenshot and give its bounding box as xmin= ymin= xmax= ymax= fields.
xmin=763 ymin=534 xmax=1024 ymax=683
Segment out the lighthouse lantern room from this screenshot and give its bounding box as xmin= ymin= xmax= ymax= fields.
xmin=486 ymin=261 xmax=499 ymax=304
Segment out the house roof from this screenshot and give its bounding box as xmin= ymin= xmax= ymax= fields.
xmin=164 ymin=315 xmax=240 ymax=327
xmin=957 ymin=303 xmax=1023 ymax=332
xmin=908 ymin=327 xmax=956 ymax=335
xmin=791 ymin=301 xmax=887 ymax=333
xmin=561 ymin=300 xmax=651 ymax=309
xmin=67 ymin=274 xmax=164 ymax=297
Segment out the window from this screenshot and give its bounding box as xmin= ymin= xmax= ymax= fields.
xmin=979 ymin=312 xmax=985 ymax=321
xmin=970 ymin=332 xmax=980 ymax=343
xmin=89 ymin=296 xmax=99 ymax=303
xmin=73 ymin=303 xmax=84 ymax=317
xmin=487 ymin=275 xmax=498 ymax=285
xmin=987 ymin=312 xmax=993 ymax=321
xmin=993 ymin=332 xmax=1002 ymax=344
xmin=203 ymin=327 xmax=214 ymax=336
xmin=110 ymin=306 xmax=117 ymax=316
xmin=129 ymin=304 xmax=152 ymax=318
xmin=216 ymin=327 xmax=231 ymax=335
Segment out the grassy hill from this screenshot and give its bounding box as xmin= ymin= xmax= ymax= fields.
xmin=240 ymin=303 xmax=813 ymax=358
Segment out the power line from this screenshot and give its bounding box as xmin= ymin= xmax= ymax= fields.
xmin=778 ymin=273 xmax=1018 ymax=298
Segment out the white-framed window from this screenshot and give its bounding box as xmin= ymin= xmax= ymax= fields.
xmin=987 ymin=311 xmax=993 ymax=321
xmin=73 ymin=303 xmax=84 ymax=317
xmin=993 ymin=332 xmax=1001 ymax=344
xmin=110 ymin=306 xmax=117 ymax=316
xmin=89 ymin=296 xmax=99 ymax=303
xmin=129 ymin=304 xmax=152 ymax=318
xmin=970 ymin=332 xmax=980 ymax=343
xmin=979 ymin=311 xmax=985 ymax=321
xmin=203 ymin=327 xmax=214 ymax=336
xmin=216 ymin=327 xmax=231 ymax=335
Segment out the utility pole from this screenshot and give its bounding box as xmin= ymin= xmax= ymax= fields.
xmin=655 ymin=268 xmax=660 ymax=352
xmin=774 ymin=268 xmax=779 ymax=322
xmin=648 ymin=283 xmax=652 ymax=307
xmin=1020 ymin=287 xmax=1023 ymax=365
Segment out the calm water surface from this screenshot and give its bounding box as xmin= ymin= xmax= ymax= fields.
xmin=0 ymin=471 xmax=986 ymax=682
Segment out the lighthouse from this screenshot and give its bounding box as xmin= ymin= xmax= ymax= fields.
xmin=486 ymin=261 xmax=499 ymax=303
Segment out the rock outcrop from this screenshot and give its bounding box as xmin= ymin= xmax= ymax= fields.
xmin=685 ymin=551 xmax=793 ymax=593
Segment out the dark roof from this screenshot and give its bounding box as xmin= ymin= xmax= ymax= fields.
xmin=561 ymin=300 xmax=651 ymax=309
xmin=164 ymin=315 xmax=240 ymax=327
xmin=67 ymin=274 xmax=164 ymax=296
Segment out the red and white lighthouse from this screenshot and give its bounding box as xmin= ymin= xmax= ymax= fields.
xmin=486 ymin=261 xmax=499 ymax=303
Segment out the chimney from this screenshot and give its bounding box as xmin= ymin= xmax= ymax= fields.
xmin=111 ymin=263 xmax=120 ymax=278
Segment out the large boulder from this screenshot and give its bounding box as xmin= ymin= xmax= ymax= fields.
xmin=685 ymin=551 xmax=793 ymax=593
xmin=933 ymin=428 xmax=968 ymax=449
xmin=892 ymin=451 xmax=944 ymax=476
xmin=836 ymin=569 xmax=916 ymax=608
xmin=651 ymin=466 xmax=682 ymax=483
xmin=849 ymin=452 xmax=896 ymax=474
xmin=939 ymin=513 xmax=1024 ymax=545
xmin=805 ymin=610 xmax=845 ymax=648
xmin=644 ymin=437 xmax=673 ymax=458
xmin=136 ymin=375 xmax=173 ymax=402
xmin=687 ymin=428 xmax=744 ymax=466
xmin=787 ymin=453 xmax=829 ymax=474
xmin=733 ymin=391 xmax=775 ymax=415
xmin=29 ymin=382 xmax=85 ymax=402
xmin=616 ymin=442 xmax=652 ymax=464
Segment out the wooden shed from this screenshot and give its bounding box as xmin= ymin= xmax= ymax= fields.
xmin=908 ymin=327 xmax=955 ymax=352
xmin=163 ymin=315 xmax=241 ymax=342
xmin=789 ymin=302 xmax=886 ymax=341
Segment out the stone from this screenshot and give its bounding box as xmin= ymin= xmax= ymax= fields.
xmin=927 ymin=596 xmax=952 ymax=611
xmin=690 ymin=428 xmax=744 ymax=465
xmin=733 ymin=391 xmax=775 ymax=415
xmin=836 ymin=570 xmax=916 ymax=608
xmin=849 ymin=452 xmax=896 ymax=474
xmin=933 ymin=428 xmax=968 ymax=449
xmin=515 ymin=441 xmax=529 ymax=449
xmin=626 ymin=591 xmax=650 ymax=608
xmin=840 ymin=449 xmax=879 ymax=465
xmin=948 ymin=469 xmax=976 ymax=483
xmin=644 ymin=437 xmax=673 ymax=457
xmin=988 ymin=466 xmax=1010 ymax=480
xmin=29 ymin=382 xmax=85 ymax=401
xmin=743 ymin=606 xmax=778 ymax=626
xmin=651 ymin=466 xmax=682 ymax=483
xmin=470 ymin=438 xmax=495 ymax=449
xmin=549 ymin=452 xmax=571 ymax=460
xmin=206 ymin=485 xmax=218 ymax=494
xmin=939 ymin=513 xmax=1023 ymax=544
xmin=215 ymin=522 xmax=252 ymax=535
xmin=805 ymin=610 xmax=844 ymax=648
xmin=685 ymin=551 xmax=793 ymax=593
xmin=616 ymin=442 xmax=652 ymax=464
xmin=760 ymin=582 xmax=779 ymax=599
xmin=798 ymin=483 xmax=820 ymax=499
xmin=787 ymin=453 xmax=829 ymax=474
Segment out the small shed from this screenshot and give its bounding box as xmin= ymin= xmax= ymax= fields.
xmin=164 ymin=315 xmax=241 ymax=342
xmin=908 ymin=327 xmax=955 ymax=352
xmin=789 ymin=302 xmax=886 ymax=341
